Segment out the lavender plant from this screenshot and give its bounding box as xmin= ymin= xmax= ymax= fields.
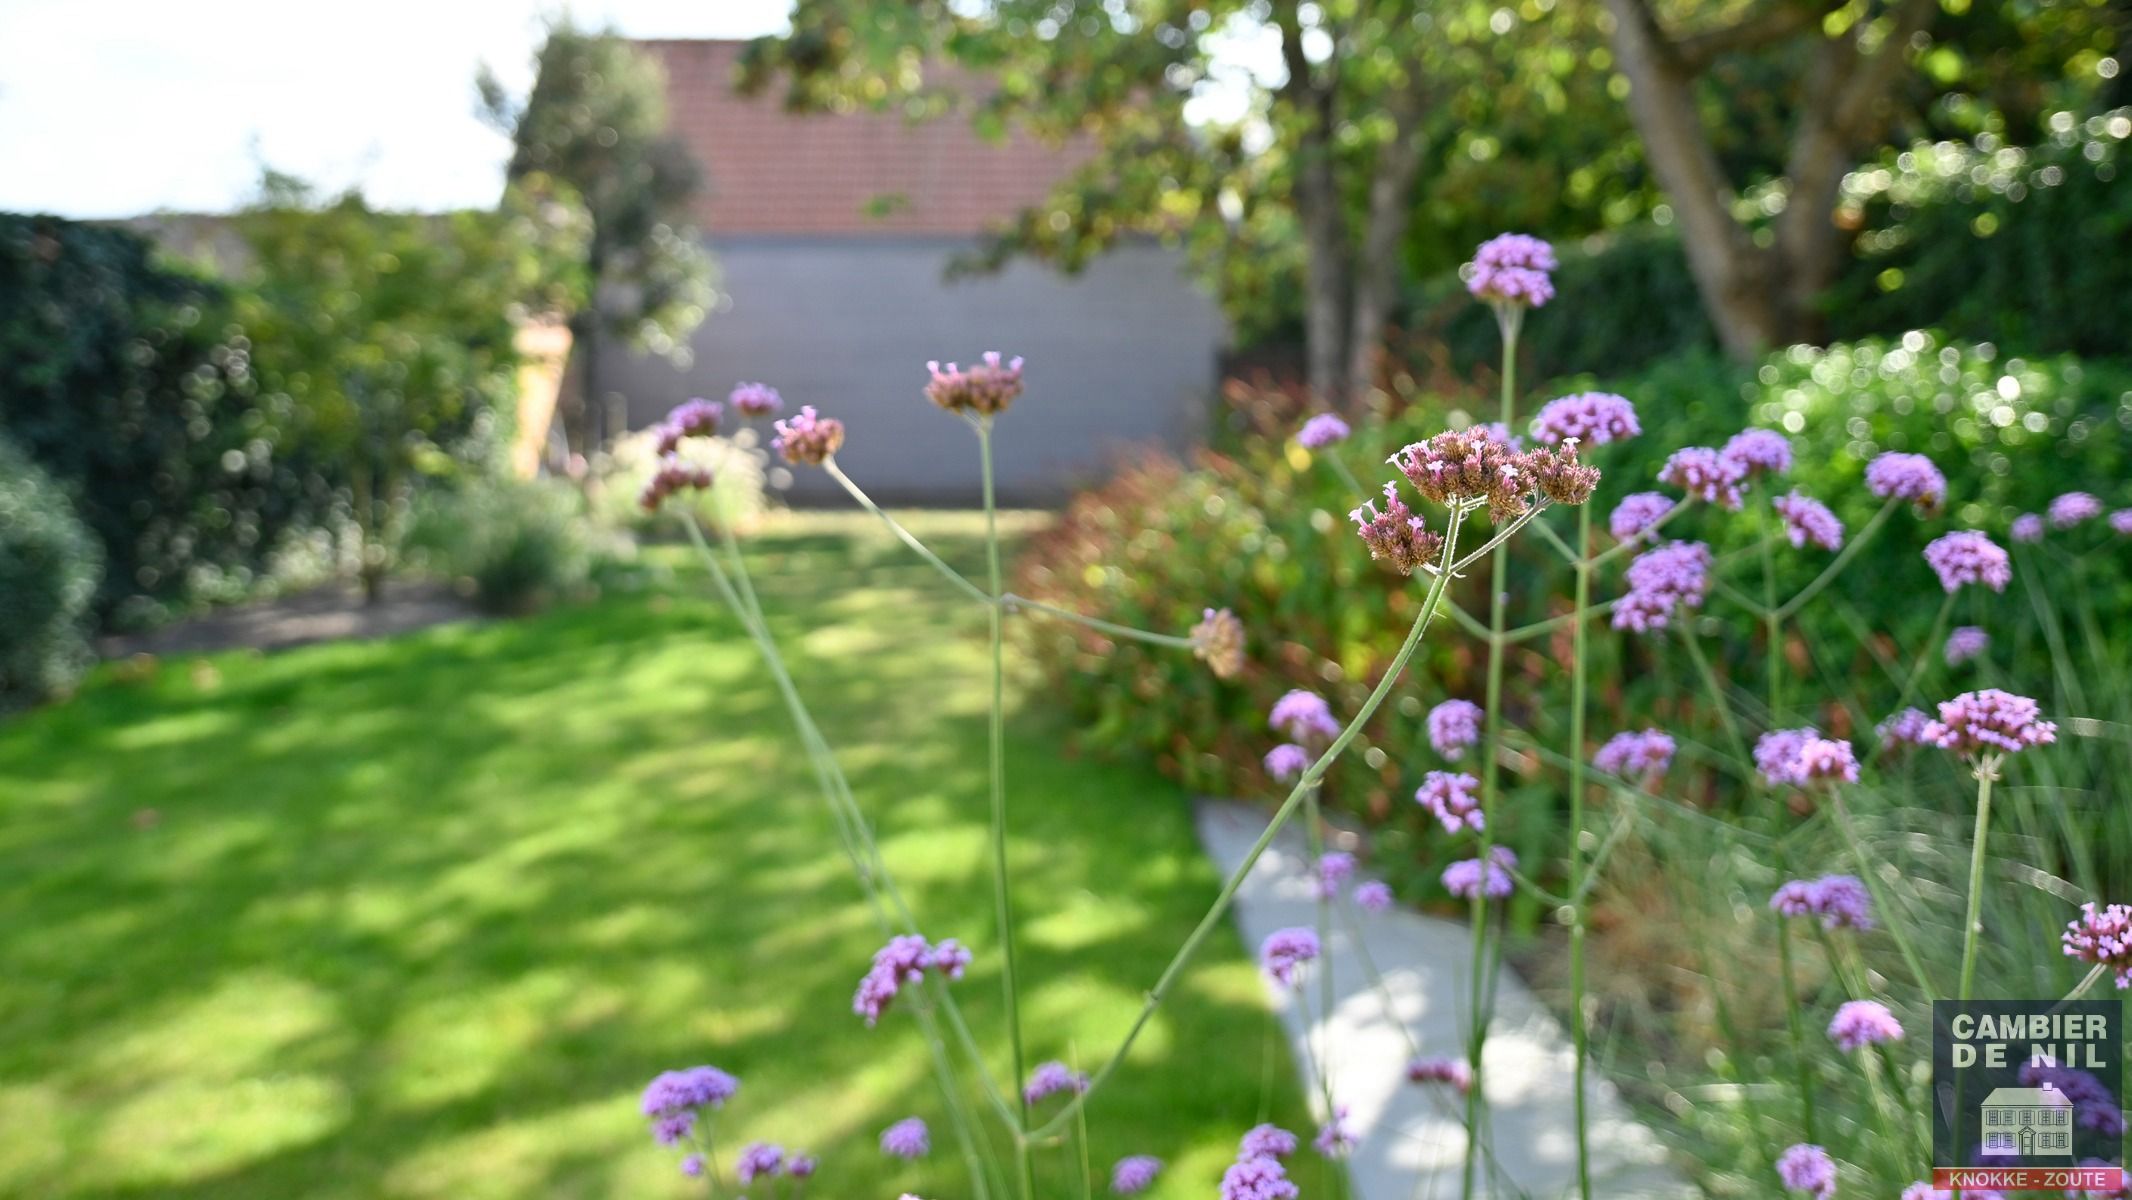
xmin=628 ymin=226 xmax=2124 ymax=1198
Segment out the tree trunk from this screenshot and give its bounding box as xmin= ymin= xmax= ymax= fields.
xmin=1603 ymin=0 xmax=1785 ymax=359
xmin=1276 ymin=0 xmax=1353 ymax=405
xmin=563 ymin=311 xmax=599 ymax=458
xmin=1344 ymin=82 xmax=1430 ymax=408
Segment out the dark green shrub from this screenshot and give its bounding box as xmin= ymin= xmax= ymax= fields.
xmin=406 ymin=477 xmax=603 ymax=616
xmin=0 ymin=215 xmax=317 ymax=627
xmin=0 ymin=436 xmax=103 ymax=708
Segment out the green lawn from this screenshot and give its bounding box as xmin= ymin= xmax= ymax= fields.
xmin=0 ymin=517 xmax=1303 ymax=1199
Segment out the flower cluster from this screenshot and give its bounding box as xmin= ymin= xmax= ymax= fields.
xmin=1222 ymin=1126 xmax=1301 ymax=1200
xmin=1270 ymin=690 xmax=1339 ymax=744
xmin=1864 ymin=451 xmax=1947 ymax=514
xmin=1754 ymin=729 xmax=1857 ymax=787
xmin=639 ymin=456 xmax=713 ymax=512
xmin=1465 ymin=233 xmax=1556 ymax=308
xmin=641 ymin=1065 xmax=739 ymax=1157
xmin=1721 ymin=428 xmax=1793 ymax=479
xmin=2062 ymin=902 xmax=2132 ymax=988
xmin=654 ymin=397 xmax=723 ymax=454
xmin=1312 ymin=1106 xmax=1356 ymax=1159
xmin=1406 ymin=1056 xmax=1474 ymax=1092
xmin=1415 ymin=770 xmax=1484 ymax=833
xmin=1110 ymin=1155 xmax=1162 ymax=1195
xmin=1826 ymin=1000 xmax=1903 ymax=1052
xmin=1443 ymin=846 xmax=1516 ymax=900
xmin=1353 ymin=881 xmax=1393 ymax=913
xmin=1314 ymin=851 xmax=1356 ymax=899
xmin=1920 ymin=688 xmax=2058 ymax=759
xmin=736 ymin=1142 xmax=786 ymax=1184
xmin=1776 ymin=1143 xmax=1837 ymax=1198
xmin=881 ymin=1116 xmax=930 ymax=1158
xmin=1770 ymin=875 xmax=1874 ymax=930
xmin=1532 ymin=392 xmax=1639 ymax=446
xmin=1612 ymin=541 xmax=1713 ymax=632
xmin=772 ymin=405 xmax=846 ymax=466
xmin=853 ymin=934 xmax=970 ymax=1026
xmin=1426 ymin=699 xmax=1483 ymax=759
xmin=1263 ymin=743 xmax=1309 ymax=782
xmin=1297 ymin=413 xmax=1351 ymax=448
xmin=2050 ymin=491 xmax=2103 ymax=527
xmin=1191 ymin=607 xmax=1246 ymax=680
xmin=1609 ymin=491 xmax=1674 ymax=543
xmin=2113 ymin=509 xmax=2132 ymax=536
xmin=1658 ymin=447 xmax=1744 ymax=510
xmin=729 ymin=381 xmax=783 ymax=418
xmin=1350 ymin=482 xmax=1446 ymax=574
xmin=924 ymin=352 xmax=1025 ymax=416
xmin=1593 ymin=728 xmax=1676 ymax=780
xmin=1240 ymin=1124 xmax=1298 ymax=1159
xmin=1391 ymin=427 xmax=1597 ymax=522
xmin=2012 ymin=513 xmax=2045 ymax=543
xmin=1772 ymin=491 xmax=1844 ymax=551
xmin=1023 ymin=1061 xmax=1090 ymax=1105
xmin=1259 ymin=927 xmax=1321 ymax=988
xmin=1943 ymin=625 xmax=1989 ymax=666
xmin=1923 ymin=531 xmax=2011 ymax=593
xmin=1876 ymin=707 xmax=1931 ymax=748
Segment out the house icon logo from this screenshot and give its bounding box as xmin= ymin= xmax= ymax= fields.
xmin=1979 ymin=1084 xmax=2075 ymax=1158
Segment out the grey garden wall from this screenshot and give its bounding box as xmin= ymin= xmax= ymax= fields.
xmin=598 ymin=237 xmax=1225 ymax=506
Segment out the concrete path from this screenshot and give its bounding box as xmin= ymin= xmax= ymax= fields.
xmin=1194 ymin=799 xmax=1691 ymax=1200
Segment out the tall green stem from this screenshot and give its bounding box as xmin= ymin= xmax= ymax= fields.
xmin=1775 ymin=916 xmax=1819 ymax=1144
xmin=975 ymin=420 xmax=1033 ymax=1200
xmin=1958 ymin=764 xmax=1999 ymax=1002
xmin=1463 ymin=305 xmax=1519 ymax=1200
xmin=1566 ymin=501 xmax=1593 ymax=1200
xmin=1029 ymin=507 xmax=1468 ymax=1142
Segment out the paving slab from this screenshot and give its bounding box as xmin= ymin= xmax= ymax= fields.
xmin=1194 ymin=798 xmax=1693 ymax=1200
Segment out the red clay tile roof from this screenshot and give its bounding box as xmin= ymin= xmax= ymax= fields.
xmin=638 ymin=38 xmax=1087 ymax=237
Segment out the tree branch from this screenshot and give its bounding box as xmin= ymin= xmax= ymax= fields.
xmin=1674 ymin=2 xmax=1832 ymax=73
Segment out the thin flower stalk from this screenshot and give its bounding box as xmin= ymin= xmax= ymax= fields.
xmin=1565 ymin=497 xmax=1595 ymax=1200
xmin=1774 ymin=910 xmax=1819 ymax=1145
xmin=822 ymin=456 xmax=993 ymax=606
xmin=1000 ymin=593 xmax=1197 ymax=650
xmin=1957 ymin=760 xmax=2000 ymax=1002
xmin=1028 ymin=506 xmax=1468 ymax=1143
xmin=1824 ymin=790 xmax=1941 ymax=997
xmin=1773 ymin=497 xmax=1899 ymax=620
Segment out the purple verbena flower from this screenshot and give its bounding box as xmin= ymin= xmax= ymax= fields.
xmin=642 ymin=1066 xmax=739 ymax=1118
xmin=639 ymin=455 xmax=714 ymax=512
xmin=1720 ymin=429 xmax=1793 ymax=480
xmin=1795 ymin=736 xmax=1860 ymax=785
xmin=1533 ymin=392 xmax=1639 ymax=447
xmin=1427 ymin=699 xmax=1484 ymax=760
xmin=1353 ymin=881 xmax=1394 ymax=913
xmin=1773 ymin=491 xmax=1844 ymax=551
xmin=880 ymin=1117 xmax=930 ymax=1158
xmin=1770 ymin=875 xmax=1875 ymax=930
xmin=2063 ymin=902 xmax=2132 ymax=988
xmin=1924 ymin=531 xmax=2011 ymax=593
xmin=1593 ymin=729 xmax=1676 ymax=780
xmin=1270 ymin=690 xmax=1340 ymax=744
xmin=1865 ymin=452 xmax=1947 ymax=514
xmin=1023 ymin=1061 xmax=1090 ymax=1105
xmin=1776 ymin=1143 xmax=1837 ymax=1198
xmin=2012 ymin=513 xmax=2046 ymax=543
xmin=2020 ymin=1061 xmax=2128 ymax=1135
xmin=1828 ymin=1000 xmax=1904 ymax=1052
xmin=1443 ymin=847 xmax=1516 ymax=900
xmin=932 ymin=938 xmax=972 ymax=980
xmin=1315 ymin=851 xmax=1356 ymax=899
xmin=736 ymin=1142 xmax=785 ymax=1183
xmin=1220 ymin=1156 xmax=1300 ymax=1200
xmin=787 ymin=1153 xmax=818 ymax=1178
xmin=772 ymin=405 xmax=845 ymax=466
xmin=1465 ymin=233 xmax=1556 ymax=309
xmin=1297 ymin=413 xmax=1351 ymax=448
xmin=1239 ymin=1124 xmax=1299 ymax=1159
xmin=1350 ymin=482 xmax=1446 ymax=575
xmin=680 ymin=1153 xmax=706 ymax=1177
xmin=2111 ymin=509 xmax=2132 ymax=536
xmin=655 ymin=398 xmax=723 ymax=454
xmin=1312 ymin=1106 xmax=1357 ymax=1158
xmin=1877 ymin=707 xmax=1932 ymax=748
xmin=1406 ymin=1056 xmax=1474 ymax=1092
xmin=1259 ymin=927 xmax=1321 ymax=988
xmin=1415 ymin=770 xmax=1484 ymax=833
xmin=728 ymin=382 xmax=783 ymax=418
xmin=1612 ymin=541 xmax=1713 ymax=633
xmin=1264 ymin=743 xmax=1310 ymax=782
xmin=1658 ymin=446 xmax=1745 ymax=510
xmin=924 ymin=352 xmax=1025 ymax=416
xmin=854 ymin=934 xmax=968 ymax=1025
xmin=1755 ymin=728 xmax=1819 ymax=788
xmin=1111 ymin=1155 xmax=1162 ymax=1195
xmin=2051 ymin=492 xmax=2103 ymax=528
xmin=1922 ymin=688 xmax=2058 ymax=759
xmin=652 ymin=1112 xmax=696 ymax=1145
xmin=1944 ymin=626 xmax=1990 ymax=667
xmin=1609 ymin=491 xmax=1674 ymax=543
